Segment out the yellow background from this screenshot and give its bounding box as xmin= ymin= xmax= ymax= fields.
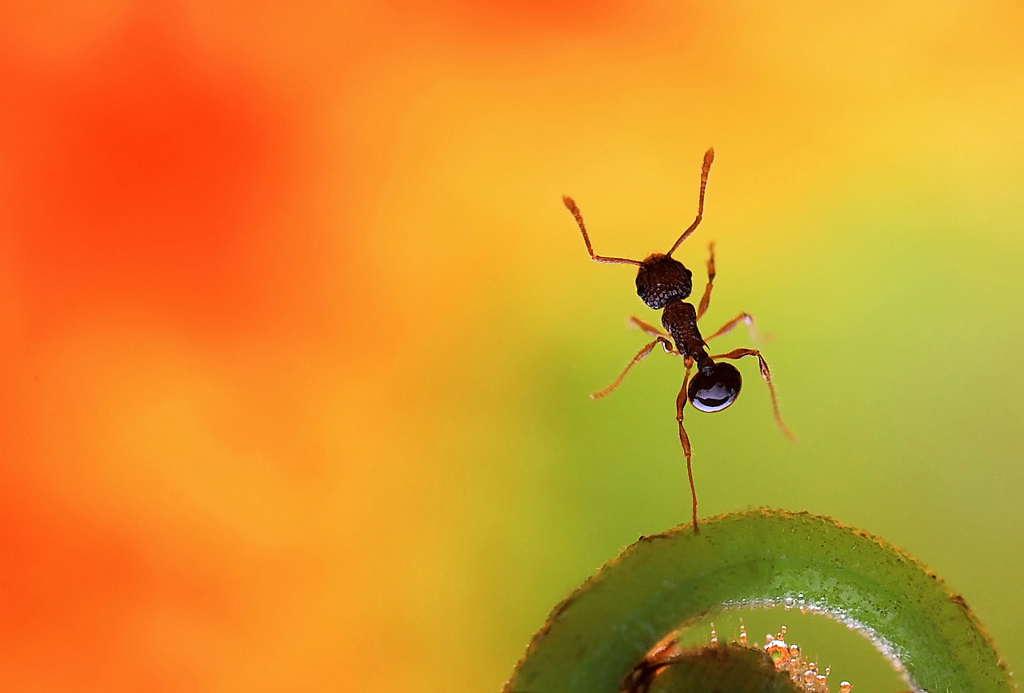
xmin=0 ymin=1 xmax=1021 ymax=690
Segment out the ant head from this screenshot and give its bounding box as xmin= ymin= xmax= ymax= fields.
xmin=635 ymin=253 xmax=692 ymax=309
xmin=688 ymin=361 xmax=742 ymax=413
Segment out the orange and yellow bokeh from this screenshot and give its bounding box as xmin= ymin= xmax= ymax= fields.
xmin=1 ymin=2 xmax=1023 ymax=691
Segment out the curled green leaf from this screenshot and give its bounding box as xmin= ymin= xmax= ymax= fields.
xmin=504 ymin=510 xmax=1015 ymax=693
xmin=629 ymin=642 xmax=804 ymax=693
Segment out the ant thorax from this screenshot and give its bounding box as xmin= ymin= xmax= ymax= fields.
xmin=635 ymin=254 xmax=692 ymax=309
xmin=661 ymin=301 xmax=707 ymax=363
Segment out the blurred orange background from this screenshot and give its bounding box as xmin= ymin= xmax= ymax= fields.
xmin=1 ymin=1 xmax=1023 ymax=691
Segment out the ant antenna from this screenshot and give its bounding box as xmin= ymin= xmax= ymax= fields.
xmin=562 ymin=196 xmax=644 ymax=266
xmin=666 ymin=147 xmax=715 ymax=257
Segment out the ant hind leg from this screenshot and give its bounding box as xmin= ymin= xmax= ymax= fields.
xmin=591 ymin=337 xmax=676 ymax=400
xmin=675 ymin=361 xmax=699 ymax=534
xmin=710 ymin=348 xmax=796 ymax=441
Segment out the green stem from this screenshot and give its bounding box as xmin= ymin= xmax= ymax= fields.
xmin=504 ymin=509 xmax=1015 ymax=693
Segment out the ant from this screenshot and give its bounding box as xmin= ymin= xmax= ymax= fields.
xmin=562 ymin=148 xmax=794 ymax=533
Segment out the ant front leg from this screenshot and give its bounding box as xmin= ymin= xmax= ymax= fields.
xmin=591 ymin=337 xmax=676 ymax=400
xmin=710 ymin=348 xmax=796 ymax=441
xmin=696 ymin=242 xmax=715 ymax=320
xmin=675 ymin=359 xmax=699 ymax=534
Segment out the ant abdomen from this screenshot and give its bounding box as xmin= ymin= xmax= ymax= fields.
xmin=636 ymin=254 xmax=693 ymax=309
xmin=688 ymin=362 xmax=742 ymax=413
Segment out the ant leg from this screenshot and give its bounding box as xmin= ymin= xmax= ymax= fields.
xmin=702 ymin=312 xmax=758 ymax=343
xmin=710 ymin=348 xmax=796 ymax=441
xmin=666 ymin=148 xmax=715 ymax=257
xmin=675 ymin=360 xmax=699 ymax=534
xmin=629 ymin=315 xmax=671 ymax=339
xmin=591 ymin=337 xmax=677 ymax=400
xmin=562 ymin=197 xmax=643 ymax=266
xmin=695 ymin=242 xmax=716 ymax=320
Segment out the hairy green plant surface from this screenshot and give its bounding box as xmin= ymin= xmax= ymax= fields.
xmin=504 ymin=509 xmax=1014 ymax=693
xmin=635 ymin=644 xmax=803 ymax=693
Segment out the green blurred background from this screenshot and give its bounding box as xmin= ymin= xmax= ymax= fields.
xmin=2 ymin=1 xmax=1022 ymax=691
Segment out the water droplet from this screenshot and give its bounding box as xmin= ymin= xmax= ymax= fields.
xmin=765 ymin=640 xmax=790 ymax=668
xmin=839 ymin=682 xmax=852 ymax=693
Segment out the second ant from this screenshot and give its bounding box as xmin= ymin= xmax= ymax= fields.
xmin=562 ymin=148 xmax=795 ymax=533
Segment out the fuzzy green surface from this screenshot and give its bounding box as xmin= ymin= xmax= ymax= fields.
xmin=645 ymin=645 xmax=801 ymax=693
xmin=504 ymin=509 xmax=1014 ymax=693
